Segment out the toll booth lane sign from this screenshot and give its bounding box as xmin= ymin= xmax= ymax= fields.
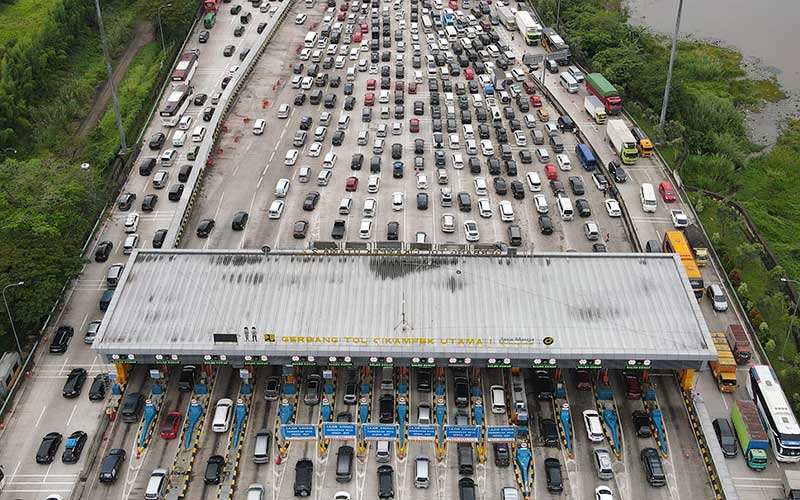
xmin=282 ymin=425 xmax=317 ymax=440
xmin=407 ymin=425 xmax=437 ymax=441
xmin=362 ymin=424 xmax=399 ymax=441
xmin=444 ymin=425 xmax=481 ymax=442
xmin=486 ymin=426 xmax=517 ymax=442
xmin=322 ymin=423 xmax=357 ymax=439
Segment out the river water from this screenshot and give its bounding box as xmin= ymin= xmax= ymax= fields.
xmin=626 ymin=0 xmax=800 ymax=146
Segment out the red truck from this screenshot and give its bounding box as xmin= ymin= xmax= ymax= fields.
xmin=585 ymin=73 xmax=623 ymax=115
xmin=726 ymin=324 xmax=752 ymax=365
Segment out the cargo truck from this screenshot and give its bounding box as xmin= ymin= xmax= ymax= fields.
xmin=583 ymin=96 xmax=607 ymax=124
xmin=731 ymin=400 xmax=769 ymax=470
xmin=710 ymin=332 xmax=738 ymax=392
xmin=725 ymin=324 xmax=752 ymax=365
xmin=515 ymin=10 xmax=541 ymax=46
xmin=683 ymin=224 xmax=709 ymax=266
xmin=783 ymin=470 xmax=800 ymax=499
xmin=497 ymin=5 xmax=516 ymax=31
xmin=606 ymin=120 xmax=638 ymax=165
xmin=585 ymin=73 xmax=623 ymax=115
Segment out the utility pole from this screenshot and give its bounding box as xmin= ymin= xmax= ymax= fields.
xmin=157 ymin=3 xmax=174 ymax=63
xmin=94 ymin=0 xmax=128 ymax=154
xmin=659 ymin=0 xmax=683 ymax=128
xmin=556 ymin=0 xmax=562 ymax=29
xmin=2 ymin=281 xmax=25 ymax=356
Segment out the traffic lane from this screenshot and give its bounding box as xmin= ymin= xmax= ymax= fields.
xmin=609 ymin=374 xmax=650 ymax=500
xmin=233 ymin=370 xmax=270 ymax=490
xmin=561 ymin=369 xmax=600 ymax=500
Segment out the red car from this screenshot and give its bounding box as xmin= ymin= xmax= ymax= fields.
xmin=523 ymin=81 xmax=537 ymax=95
xmin=366 ymin=79 xmax=376 ymax=91
xmin=409 ymin=118 xmax=420 ymax=133
xmin=576 ymin=370 xmax=592 ymax=391
xmin=345 ymin=176 xmax=359 ymax=191
xmin=339 ymin=3 xmax=348 ymax=11
xmin=530 ymin=95 xmax=542 ymax=107
xmin=360 ymin=23 xmax=368 ymax=33
xmin=364 ymin=92 xmax=375 ymax=106
xmin=408 ymin=83 xmax=417 ymax=94
xmin=160 ymin=411 xmax=181 ymax=439
xmin=464 ymin=68 xmax=474 ymax=80
xmin=544 ymin=164 xmax=557 ymax=180
xmin=659 ymin=181 xmax=676 ymax=202
xmin=353 ymin=31 xmax=363 ymax=43
xmin=448 ymin=0 xmax=458 ymax=9
xmin=337 ymin=11 xmax=346 ymax=21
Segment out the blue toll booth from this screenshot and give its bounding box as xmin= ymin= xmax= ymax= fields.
xmin=184 ymin=400 xmax=203 ymax=449
xmin=559 ymin=403 xmax=572 ymax=453
xmin=651 ymin=408 xmax=667 ymax=454
xmin=515 ymin=443 xmax=532 ymax=497
xmin=232 ymin=399 xmax=248 ymax=448
xmin=139 ymin=400 xmax=157 ymax=449
xmin=279 ymin=399 xmax=294 ymax=425
xmin=397 ymin=397 xmax=408 ymax=451
xmin=321 ymin=398 xmax=332 ymax=423
xmin=603 ymin=406 xmax=620 ymax=453
xmin=473 ymin=401 xmax=483 ymax=427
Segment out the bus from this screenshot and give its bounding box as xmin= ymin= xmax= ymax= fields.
xmin=421 ymin=15 xmax=432 ymax=32
xmin=172 ymin=52 xmax=199 ymax=85
xmin=203 ymin=0 xmax=221 ymax=12
xmin=749 ymin=365 xmax=800 ymax=462
xmin=160 ymin=84 xmax=193 ymax=127
xmin=662 ymin=231 xmax=704 ymax=297
xmin=541 ymin=28 xmax=571 ymax=63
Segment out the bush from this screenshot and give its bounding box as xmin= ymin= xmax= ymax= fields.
xmin=729 ymin=268 xmax=743 ymax=287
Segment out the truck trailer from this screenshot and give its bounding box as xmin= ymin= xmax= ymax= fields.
xmin=585 ymin=73 xmax=623 ymax=114
xmin=731 ymin=400 xmax=769 ymax=470
xmin=683 ymin=224 xmax=709 ymax=266
xmin=606 ymin=120 xmax=638 ymax=165
xmin=710 ymin=332 xmax=738 ymax=392
xmin=725 ymin=324 xmax=752 ymax=365
xmin=784 ymin=470 xmax=800 ymax=499
xmin=514 ymin=10 xmax=541 ymax=46
xmin=496 ymin=5 xmax=516 ymax=31
xmin=583 ymin=95 xmax=607 ymax=124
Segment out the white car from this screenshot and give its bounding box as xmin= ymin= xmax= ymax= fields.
xmin=477 ymin=198 xmax=492 ymax=218
xmin=417 ymin=174 xmax=428 ymax=189
xmin=359 ymin=219 xmax=373 ymax=239
xmin=392 ymin=122 xmax=402 ymax=135
xmin=498 ymin=200 xmax=514 ymax=222
xmin=452 ymin=153 xmax=464 ymax=169
xmin=253 ymin=119 xmax=267 ymax=135
xmin=448 ymin=133 xmax=460 ymax=149
xmin=274 ymin=178 xmax=290 ymax=198
xmin=123 ymin=212 xmax=139 ymax=233
xmin=441 ymin=213 xmax=456 ymax=233
xmin=595 ymin=486 xmax=614 ymax=500
xmin=392 ymin=192 xmax=404 ymax=211
xmin=299 ymin=48 xmax=311 ymax=61
xmin=178 ymin=115 xmax=193 ymax=130
xmin=295 ymin=13 xmax=307 ymax=24
xmin=604 ymin=199 xmax=622 ymax=217
xmin=268 ymin=200 xmax=285 ymax=219
xmin=277 ymin=104 xmax=291 ymax=119
xmin=323 ymin=152 xmax=337 ymax=169
xmin=513 ymin=130 xmax=527 ymax=146
xmin=123 ymin=234 xmax=139 ymax=254
xmin=583 ymin=410 xmax=604 ymax=442
xmin=171 ymin=130 xmax=186 ymax=147
xmin=368 ymin=175 xmax=380 ymax=193
xmin=671 ymin=208 xmax=689 ymax=228
xmin=474 ymin=177 xmax=487 ymax=195
xmin=464 ymin=220 xmax=480 ymax=242
xmin=309 ymin=142 xmax=322 ymax=157
xmin=301 ymin=76 xmax=314 ymax=89
xmin=480 ymin=139 xmax=494 ymax=156
xmin=534 ymin=194 xmax=549 ymax=214
xmin=284 ymin=149 xmax=299 ymax=165
xmin=556 ymin=154 xmax=571 ymax=171
xmin=511 ymin=68 xmax=525 ymax=81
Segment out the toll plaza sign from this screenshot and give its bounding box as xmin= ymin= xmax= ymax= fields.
xmin=282 ymin=425 xmax=317 ymax=441
xmin=486 ymin=426 xmax=517 ymax=442
xmin=278 ymin=335 xmax=551 ymax=347
xmin=407 ymin=425 xmax=437 ymax=441
xmin=322 ymin=423 xmax=357 ymax=440
xmin=445 ymin=426 xmax=481 ymax=442
xmin=362 ymin=425 xmax=398 ymax=441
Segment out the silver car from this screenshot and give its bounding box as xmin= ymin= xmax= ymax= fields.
xmin=264 ymin=376 xmax=281 ymax=401
xmin=303 ymin=374 xmax=322 ymax=406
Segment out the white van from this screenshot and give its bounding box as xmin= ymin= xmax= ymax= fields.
xmin=253 ymin=429 xmax=272 ymax=464
xmin=346 ymin=66 xmax=356 ymax=81
xmin=376 ymin=440 xmax=391 ymax=462
xmin=191 ymin=126 xmax=206 ymax=142
xmin=559 ymin=72 xmax=579 ymax=93
xmin=212 ymin=398 xmax=233 ymax=432
xmin=359 ymin=219 xmax=373 ymax=239
xmin=462 ymin=124 xmax=474 ymax=139
xmin=304 ymin=31 xmax=318 ymax=48
xmin=472 ymin=94 xmax=483 ymax=108
xmin=172 ymin=130 xmax=186 ymax=147
xmin=640 ymin=183 xmax=657 ymax=213
xmin=317 ymin=170 xmax=332 ymax=186
xmin=144 ymin=469 xmax=169 ymax=500
xmin=415 ymin=457 xmax=430 ymax=489
xmin=557 ymin=194 xmax=574 ymax=220
xmin=490 ymin=385 xmax=506 ymax=414
xmin=362 ymin=198 xmax=377 ymax=217
xmin=526 ymin=172 xmax=542 ymax=192
xmin=339 ymin=197 xmax=353 ymax=215
xmin=338 ymin=115 xmax=350 ymax=130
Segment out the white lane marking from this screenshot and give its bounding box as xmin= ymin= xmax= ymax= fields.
xmin=239 ymin=191 xmax=259 ymax=249
xmin=203 ymin=192 xmax=226 ymax=250
xmin=35 ymin=405 xmax=47 ymax=427
xmin=66 ymin=403 xmax=79 ymax=426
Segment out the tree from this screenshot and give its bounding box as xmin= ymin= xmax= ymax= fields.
xmin=765 ymin=338 xmax=776 ymax=353
xmin=733 ymin=242 xmax=764 ymax=269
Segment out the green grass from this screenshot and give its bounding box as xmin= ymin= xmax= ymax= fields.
xmin=0 ymin=0 xmax=53 ymax=48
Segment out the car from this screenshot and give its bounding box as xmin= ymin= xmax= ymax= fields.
xmin=605 ymin=199 xmax=622 ymax=217
xmin=294 ymin=459 xmax=313 ymax=496
xmin=95 ymin=240 xmax=113 ymax=262
xmin=198 ymin=31 xmax=209 ymax=43
xmin=556 ymin=154 xmax=571 ymax=171
xmin=308 ymin=142 xmax=322 ymax=157
xmin=152 ymin=229 xmax=168 ymax=248
xmin=608 ymin=161 xmax=627 ymax=183
xmin=148 ymin=132 xmax=166 ymax=150
xmin=464 ymin=220 xmax=480 ymax=242
xmin=569 ymin=176 xmax=585 ymax=195
xmin=303 ymin=374 xmax=322 ymax=406
xmin=98 ymin=448 xmax=126 ymax=483
xmin=544 ymin=458 xmax=563 ymax=493
xmin=36 ymin=432 xmax=63 ymax=464
xmin=230 ymin=4 xmax=241 ymax=14
xmin=50 ymin=326 xmax=74 ymax=354
xmin=264 ymin=376 xmax=281 ymax=400
xmin=62 ymin=368 xmax=87 ymax=398
xmin=576 ymin=369 xmax=592 ymax=390
xmin=293 ymin=220 xmax=309 ymax=239
xmin=583 ymin=410 xmax=604 ymax=442
xmin=232 ymin=211 xmax=249 ymax=230
xmin=534 ymin=194 xmax=548 ymax=214
xmin=88 ymin=373 xmax=107 ymax=401
xmin=268 ymin=200 xmax=285 ymax=219
xmin=223 ymin=45 xmax=236 ymax=57
xmin=712 ymin=418 xmax=738 ymax=457
xmin=480 ymin=139 xmax=494 ymax=156
xmin=387 ymin=221 xmax=399 ymax=240
xmin=345 ymin=176 xmax=359 ymax=191
xmin=302 ymin=191 xmax=321 ymax=211
xmin=295 ymin=13 xmax=307 ymax=24
xmin=196 ymin=218 xmax=215 ymax=237
xmin=161 ymin=411 xmax=182 ymax=439
xmin=392 ymin=192 xmax=404 ymax=211
xmin=539 ymin=214 xmax=553 ymax=234
xmin=632 ymin=410 xmax=652 ymax=437
xmin=118 ymin=192 xmax=136 ymax=210
xmin=544 ymin=164 xmax=557 ymax=180
xmin=417 ymin=192 xmax=429 ymax=210
xmin=233 ymin=26 xmax=244 ymax=37
xmin=141 ymin=194 xmax=158 ymax=211
xmin=285 ymin=149 xmax=299 ymax=165
xmin=61 ymin=430 xmax=87 ymax=464
xmin=204 ymin=455 xmax=225 ymax=484
xmin=477 ymin=198 xmax=492 ymax=217
xmin=377 ymin=464 xmax=394 ymax=499
xmin=595 ymin=485 xmax=614 ymax=500
xmin=671 ymin=208 xmax=689 ymax=228
xmin=659 ymin=180 xmax=677 ymax=202
xmin=576 ymin=198 xmax=591 ymax=217
xmin=706 ymin=284 xmax=729 ymax=312
xmin=592 ymin=173 xmax=609 ymax=191
xmin=498 ymin=200 xmax=514 ymax=221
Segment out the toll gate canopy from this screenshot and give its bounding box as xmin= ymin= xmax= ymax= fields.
xmin=92 ymin=250 xmax=716 ymax=369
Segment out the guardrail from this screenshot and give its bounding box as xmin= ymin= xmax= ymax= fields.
xmin=166 ymin=0 xmax=296 ymax=247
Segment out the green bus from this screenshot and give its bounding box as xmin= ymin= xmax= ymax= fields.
xmin=203 ymin=12 xmax=216 ymax=29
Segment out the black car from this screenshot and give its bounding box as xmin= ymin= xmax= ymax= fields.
xmin=550 ymin=180 xmax=565 ymax=195
xmin=230 ymin=4 xmax=241 ymax=13
xmin=221 ymin=75 xmax=232 ymax=89
xmin=95 ymin=240 xmax=113 ymax=262
xmin=534 ymin=370 xmax=554 ymax=400
xmin=575 ymin=198 xmax=591 ymax=217
xmin=487 ymin=158 xmax=501 ymax=176
xmin=294 ymin=93 xmax=306 ymax=105
xmin=539 ymin=418 xmax=559 ymax=446
xmin=204 ymin=455 xmax=225 ymax=484
xmin=608 ymin=160 xmax=627 ymax=183
xmin=62 ymin=430 xmax=87 ymax=463
xmin=141 ymin=194 xmax=158 ymax=212
xmin=510 ymin=180 xmax=525 ymax=199
xmin=713 ymin=418 xmax=738 ymax=457
xmin=331 ymin=220 xmax=346 ymax=239
xmin=203 ymin=106 xmax=215 ymax=121
xmin=505 ymin=160 xmax=518 ymax=176
xmin=332 ymin=130 xmax=345 ymax=146
xmin=592 ymin=243 xmax=608 ymax=252
xmin=417 ymin=192 xmax=428 ymax=210
xmin=232 ymin=211 xmax=249 ymax=230
xmin=351 ymin=153 xmax=364 ymax=170
xmin=387 ymin=221 xmax=399 ymax=240
xmin=36 ymin=432 xmax=63 ymax=464
xmin=89 ymin=373 xmax=108 ymax=401
xmin=493 ymin=177 xmax=507 ymax=195
xmin=632 ymin=410 xmax=652 ymax=437
xmin=50 ymin=326 xmax=74 ymax=354
xmin=152 ymin=229 xmax=168 ymax=248
xmin=294 ymin=459 xmax=313 ymax=496
xmin=257 ymin=22 xmax=268 ymax=33
xmin=379 ymin=394 xmax=395 ymax=423
xmin=293 ymin=220 xmax=309 ymax=239
xmin=539 ymin=215 xmax=554 ymax=235
xmin=344 ymin=96 xmax=355 ymax=110
xmin=458 ymin=477 xmax=476 ymax=500
xmin=199 ymin=30 xmax=209 ymax=43
xmin=62 ymin=368 xmax=87 ymax=398
xmin=303 ymin=192 xmax=320 ymax=211
xmin=569 ymin=176 xmax=585 ymax=195
xmin=98 ymin=448 xmax=126 ymax=483
xmin=300 ymin=115 xmax=313 ymax=130
xmin=544 ymin=458 xmax=563 ymax=493
xmin=193 ymin=93 xmax=208 ymax=106
xmin=196 ymin=218 xmax=216 ymax=238
xmin=238 ymin=48 xmax=251 ymax=61
xmin=223 ymin=45 xmax=236 ymax=57
xmin=377 ymin=465 xmax=394 ymax=499
xmin=493 ymin=442 xmax=510 ymax=467
xmin=138 ymin=157 xmax=156 ymax=175
xmin=392 ymin=143 xmax=403 ymax=159
xmin=454 ymin=377 xmax=469 ymax=407
xmin=148 ymin=132 xmax=165 ymax=150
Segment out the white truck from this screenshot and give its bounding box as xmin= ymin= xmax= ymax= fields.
xmin=583 ymin=95 xmax=607 ymax=124
xmin=496 ymin=5 xmax=516 ymax=30
xmin=515 ymin=10 xmax=541 ymax=46
xmin=606 ymin=119 xmax=639 ymax=164
xmin=785 ymin=470 xmax=800 ymax=500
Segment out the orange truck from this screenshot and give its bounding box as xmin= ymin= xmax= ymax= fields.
xmin=710 ymin=332 xmax=738 ymax=392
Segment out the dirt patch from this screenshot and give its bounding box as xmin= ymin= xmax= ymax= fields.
xmin=76 ymin=21 xmax=155 ymax=138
